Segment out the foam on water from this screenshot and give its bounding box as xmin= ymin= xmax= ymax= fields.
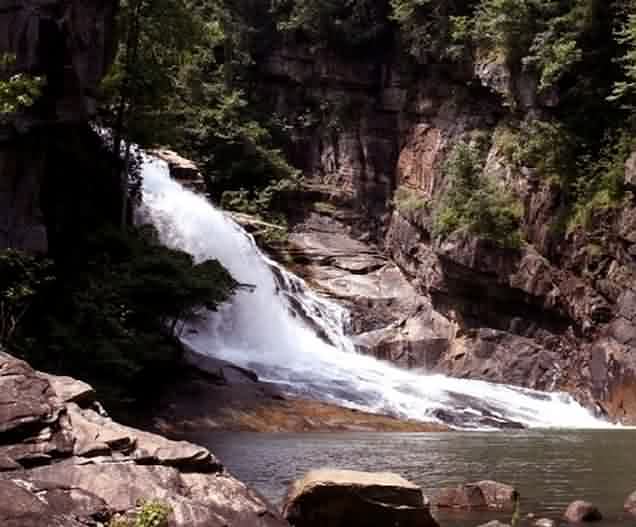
xmin=140 ymin=156 xmax=610 ymax=430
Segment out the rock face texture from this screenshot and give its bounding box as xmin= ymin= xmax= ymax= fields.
xmin=624 ymin=490 xmax=636 ymax=517
xmin=150 ymin=149 xmax=207 ymax=194
xmin=434 ymin=481 xmax=518 ymax=511
xmin=282 ymin=469 xmax=439 ymax=527
xmin=0 ymin=351 xmax=287 ymax=527
xmin=256 ymin=41 xmax=636 ymax=422
xmin=0 ymin=0 xmax=120 ymax=254
xmin=562 ymin=501 xmax=602 ymax=523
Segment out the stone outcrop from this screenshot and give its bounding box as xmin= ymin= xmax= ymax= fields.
xmin=434 ymin=481 xmax=518 ymax=511
xmin=282 ymin=469 xmax=439 ymax=527
xmin=1 ymin=0 xmax=120 ymax=253
xmin=0 ymin=351 xmax=287 ymax=526
xmin=624 ymin=490 xmax=636 ymax=517
xmin=150 ymin=149 xmax=207 ymax=194
xmin=563 ymin=501 xmax=602 ymax=523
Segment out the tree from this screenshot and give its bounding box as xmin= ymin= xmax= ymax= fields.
xmin=611 ymin=1 xmax=636 ymax=106
xmin=100 ymin=0 xmax=201 ymax=227
xmin=0 ymin=54 xmax=43 ymax=117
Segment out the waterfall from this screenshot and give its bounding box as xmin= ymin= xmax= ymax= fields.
xmin=140 ymin=156 xmax=608 ymax=430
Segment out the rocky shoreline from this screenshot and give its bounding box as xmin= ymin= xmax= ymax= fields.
xmin=0 ymin=350 xmax=286 ymax=526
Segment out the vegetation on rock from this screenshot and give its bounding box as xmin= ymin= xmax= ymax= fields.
xmin=109 ymin=500 xmax=172 ymax=527
xmin=434 ymin=142 xmax=522 ymax=248
xmin=0 ymin=54 xmax=44 ymax=116
xmin=4 ymin=226 xmax=237 ymax=411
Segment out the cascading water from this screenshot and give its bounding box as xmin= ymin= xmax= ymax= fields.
xmin=140 ymin=156 xmax=608 ymax=429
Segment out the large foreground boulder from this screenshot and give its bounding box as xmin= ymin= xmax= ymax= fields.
xmin=434 ymin=480 xmax=518 ymax=510
xmin=563 ymin=501 xmax=602 ymax=523
xmin=0 ymin=351 xmax=287 ymax=527
xmin=282 ymin=469 xmax=439 ymax=527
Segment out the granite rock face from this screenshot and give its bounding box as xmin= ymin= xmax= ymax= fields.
xmin=0 ymin=351 xmax=288 ymax=527
xmin=0 ymin=0 xmax=119 ymax=253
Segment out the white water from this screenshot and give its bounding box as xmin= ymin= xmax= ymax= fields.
xmin=141 ymin=157 xmax=608 ymax=429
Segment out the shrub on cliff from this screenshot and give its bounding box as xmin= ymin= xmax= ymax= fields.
xmin=0 ymin=54 xmax=44 ymax=117
xmin=12 ymin=226 xmax=237 ymax=412
xmin=0 ymin=251 xmax=53 ymax=348
xmin=274 ymin=0 xmax=391 ymax=50
xmin=434 ymin=142 xmax=522 ymax=248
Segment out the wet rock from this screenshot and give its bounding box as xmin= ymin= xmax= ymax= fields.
xmin=477 ymin=522 xmax=511 ymax=527
xmin=282 ymin=469 xmax=439 ymax=527
xmin=563 ymin=501 xmax=602 ymax=523
xmin=624 ymin=490 xmax=636 ymax=517
xmin=534 ymin=519 xmax=557 ymax=527
xmin=434 ymin=481 xmax=518 ymax=510
xmin=150 ymin=149 xmax=206 ymax=193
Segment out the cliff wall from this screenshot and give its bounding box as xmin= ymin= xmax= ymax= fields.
xmin=258 ymin=43 xmax=636 ymax=422
xmin=0 ymin=0 xmax=120 ymax=254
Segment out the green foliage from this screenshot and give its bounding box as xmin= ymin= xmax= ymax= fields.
xmin=100 ymin=0 xmax=201 ymax=146
xmin=393 ymin=186 xmax=430 ymax=215
xmin=569 ymin=130 xmax=635 ymax=228
xmin=434 ymin=142 xmax=522 ymax=248
xmin=611 ymin=2 xmax=636 ymax=105
xmin=390 ymin=0 xmax=471 ymax=62
xmin=16 ymin=226 xmax=236 ymax=409
xmin=500 ymin=119 xmax=577 ymax=185
xmin=274 ymin=0 xmax=390 ymax=49
xmin=0 ymin=251 xmax=53 ymax=348
xmin=97 ymin=0 xmax=301 ymax=229
xmin=109 ymin=500 xmax=172 ymax=527
xmin=473 ymin=0 xmax=596 ymax=89
xmin=0 ymin=54 xmax=44 ymax=116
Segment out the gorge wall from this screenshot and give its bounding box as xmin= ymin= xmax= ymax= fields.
xmin=255 ymin=42 xmax=636 ymax=423
xmin=0 ymin=0 xmax=121 ymax=255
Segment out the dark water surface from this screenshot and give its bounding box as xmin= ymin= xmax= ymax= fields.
xmin=199 ymin=430 xmax=636 ymax=527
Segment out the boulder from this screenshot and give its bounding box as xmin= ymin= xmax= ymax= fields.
xmin=0 ymin=351 xmax=288 ymax=527
xmin=282 ymin=469 xmax=439 ymax=527
xmin=434 ymin=481 xmax=518 ymax=511
xmin=150 ymin=149 xmax=206 ymax=193
xmin=563 ymin=501 xmax=602 ymax=523
xmin=624 ymin=490 xmax=636 ymax=517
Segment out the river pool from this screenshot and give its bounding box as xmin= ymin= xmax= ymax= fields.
xmin=198 ymin=430 xmax=636 ymax=526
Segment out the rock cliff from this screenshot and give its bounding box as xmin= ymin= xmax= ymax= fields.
xmin=256 ymin=44 xmax=636 ymax=422
xmin=0 ymin=0 xmax=121 ymax=254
